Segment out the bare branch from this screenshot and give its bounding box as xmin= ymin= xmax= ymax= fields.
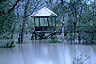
xmin=26 ymin=1 xmax=43 ymax=17
xmin=7 ymin=0 xmax=20 ymax=13
xmin=0 ymin=0 xmax=20 ymax=14
xmin=15 ymin=4 xmax=21 ymax=9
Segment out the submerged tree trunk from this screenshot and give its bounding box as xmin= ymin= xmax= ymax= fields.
xmin=61 ymin=15 xmax=65 ymax=42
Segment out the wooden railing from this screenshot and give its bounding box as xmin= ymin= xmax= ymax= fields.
xmin=35 ymin=26 xmax=56 ymax=31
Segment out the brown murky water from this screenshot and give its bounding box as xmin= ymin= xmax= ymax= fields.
xmin=0 ymin=35 xmax=96 ymax=64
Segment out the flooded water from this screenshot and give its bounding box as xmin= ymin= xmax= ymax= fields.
xmin=0 ymin=34 xmax=96 ymax=64
xmin=0 ymin=40 xmax=96 ymax=64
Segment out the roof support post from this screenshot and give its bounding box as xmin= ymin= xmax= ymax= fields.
xmin=39 ymin=17 xmax=40 ymax=26
xmin=34 ymin=17 xmax=36 ymax=28
xmin=55 ymin=17 xmax=56 ymax=30
xmin=51 ymin=17 xmax=53 ymax=26
xmin=55 ymin=17 xmax=56 ymax=27
xmin=47 ymin=17 xmax=49 ymax=27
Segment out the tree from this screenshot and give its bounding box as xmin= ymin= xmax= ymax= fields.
xmin=0 ymin=0 xmax=20 ymax=38
xmin=18 ymin=0 xmax=44 ymax=43
xmin=0 ymin=0 xmax=20 ymax=14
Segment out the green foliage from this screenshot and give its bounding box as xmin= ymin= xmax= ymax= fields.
xmin=73 ymin=53 xmax=90 ymax=64
xmin=49 ymin=40 xmax=61 ymax=43
xmin=0 ymin=0 xmax=16 ymax=39
xmin=0 ymin=13 xmax=16 ymax=38
xmin=0 ymin=0 xmax=12 ymax=11
xmin=49 ymin=35 xmax=62 ymax=43
xmin=0 ymin=0 xmax=96 ymax=45
xmin=0 ymin=41 xmax=16 ymax=48
xmin=48 ymin=0 xmax=96 ymax=45
xmin=0 ymin=32 xmax=11 ymax=39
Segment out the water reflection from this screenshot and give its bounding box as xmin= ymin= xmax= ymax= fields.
xmin=0 ymin=40 xmax=96 ymax=64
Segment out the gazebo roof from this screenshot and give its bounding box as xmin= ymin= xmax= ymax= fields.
xmin=31 ymin=7 xmax=57 ymax=17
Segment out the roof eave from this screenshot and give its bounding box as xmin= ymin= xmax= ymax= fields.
xmin=31 ymin=15 xmax=57 ymax=18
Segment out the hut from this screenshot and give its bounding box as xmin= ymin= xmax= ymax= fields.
xmin=31 ymin=7 xmax=57 ymax=39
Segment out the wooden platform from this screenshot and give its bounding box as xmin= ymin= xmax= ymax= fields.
xmin=31 ymin=26 xmax=58 ymax=39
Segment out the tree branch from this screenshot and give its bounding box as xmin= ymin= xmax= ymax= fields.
xmin=26 ymin=6 xmax=37 ymax=17
xmin=0 ymin=0 xmax=20 ymax=14
xmin=8 ymin=0 xmax=20 ymax=13
xmin=26 ymin=1 xmax=43 ymax=17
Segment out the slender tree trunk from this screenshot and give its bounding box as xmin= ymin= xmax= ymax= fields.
xmin=61 ymin=15 xmax=65 ymax=42
xmin=11 ymin=4 xmax=20 ymax=39
xmin=20 ymin=0 xmax=29 ymax=43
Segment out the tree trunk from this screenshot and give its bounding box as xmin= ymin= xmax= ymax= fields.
xmin=61 ymin=15 xmax=65 ymax=42
xmin=20 ymin=0 xmax=29 ymax=43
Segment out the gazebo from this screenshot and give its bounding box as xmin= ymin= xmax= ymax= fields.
xmin=31 ymin=7 xmax=57 ymax=39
